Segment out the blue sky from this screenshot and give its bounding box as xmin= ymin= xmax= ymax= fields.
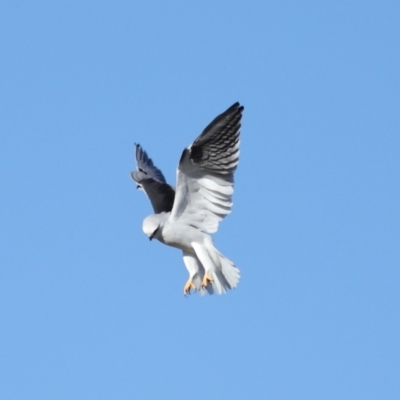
xmin=1 ymin=2 xmax=399 ymax=399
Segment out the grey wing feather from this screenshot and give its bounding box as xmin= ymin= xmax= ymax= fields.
xmin=138 ymin=179 xmax=175 ymax=214
xmin=132 ymin=144 xmax=166 ymax=183
xmin=131 ymin=144 xmax=175 ymax=213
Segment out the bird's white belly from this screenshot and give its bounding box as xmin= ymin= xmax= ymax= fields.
xmin=159 ymin=222 xmax=204 ymax=253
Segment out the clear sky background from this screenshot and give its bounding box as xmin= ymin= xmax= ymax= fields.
xmin=1 ymin=2 xmax=399 ymax=399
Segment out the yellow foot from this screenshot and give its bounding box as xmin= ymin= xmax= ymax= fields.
xmin=201 ymin=273 xmax=213 ymax=288
xmin=183 ymin=279 xmax=196 ymax=296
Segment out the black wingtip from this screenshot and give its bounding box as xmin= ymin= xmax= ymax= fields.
xmin=227 ymin=102 xmax=244 ymax=113
xmin=192 ymin=102 xmax=244 ymax=147
xmin=215 ymin=102 xmax=244 ymax=125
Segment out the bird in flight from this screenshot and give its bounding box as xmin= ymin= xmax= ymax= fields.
xmin=131 ymin=102 xmax=244 ymax=296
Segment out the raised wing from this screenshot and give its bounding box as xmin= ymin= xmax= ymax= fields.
xmin=131 ymin=144 xmax=175 ymax=213
xmin=170 ymin=102 xmax=243 ymax=233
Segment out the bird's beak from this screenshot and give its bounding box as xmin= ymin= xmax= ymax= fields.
xmin=149 ymin=227 xmax=158 ymax=241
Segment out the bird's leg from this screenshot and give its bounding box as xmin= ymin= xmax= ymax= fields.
xmin=201 ymin=273 xmax=213 ymax=288
xmin=183 ymin=278 xmax=196 ymax=296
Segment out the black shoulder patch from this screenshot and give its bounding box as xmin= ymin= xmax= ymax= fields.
xmin=189 ymin=145 xmax=203 ymax=163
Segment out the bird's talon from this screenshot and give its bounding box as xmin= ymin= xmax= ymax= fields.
xmin=201 ymin=274 xmax=213 ymax=288
xmin=183 ymin=279 xmax=196 ymax=296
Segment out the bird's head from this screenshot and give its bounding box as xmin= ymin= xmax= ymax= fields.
xmin=142 ymin=214 xmax=164 ymax=241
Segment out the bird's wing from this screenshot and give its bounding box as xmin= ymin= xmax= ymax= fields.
xmin=170 ymin=102 xmax=243 ymax=233
xmin=131 ymin=144 xmax=175 ymax=213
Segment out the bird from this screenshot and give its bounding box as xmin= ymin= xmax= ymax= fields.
xmin=131 ymin=102 xmax=244 ymax=296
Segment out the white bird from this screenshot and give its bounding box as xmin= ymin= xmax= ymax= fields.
xmin=131 ymin=102 xmax=244 ymax=296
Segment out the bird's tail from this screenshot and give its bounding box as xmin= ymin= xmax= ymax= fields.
xmin=198 ymin=238 xmax=240 ymax=295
